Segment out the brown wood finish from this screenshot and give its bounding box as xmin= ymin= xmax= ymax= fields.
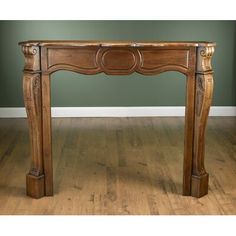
xmin=23 ymin=72 xmax=45 ymax=198
xmin=19 ymin=40 xmax=216 ymax=199
xmin=191 ymin=46 xmax=215 ymax=197
xmin=41 ymin=74 xmax=53 ymax=196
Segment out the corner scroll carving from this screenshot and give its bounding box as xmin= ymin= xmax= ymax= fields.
xmin=197 ymin=46 xmax=215 ymax=73
xmin=22 ymin=46 xmax=38 ymax=55
xmin=22 ymin=45 xmax=40 ymax=72
xmin=199 ymin=47 xmax=214 ymax=57
xmin=191 ymin=44 xmax=215 ymax=188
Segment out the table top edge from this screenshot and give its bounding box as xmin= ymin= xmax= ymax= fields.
xmin=18 ymin=40 xmax=216 ymax=47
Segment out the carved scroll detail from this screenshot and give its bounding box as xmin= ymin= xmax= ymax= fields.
xmin=22 ymin=46 xmax=40 ymax=71
xmin=193 ymin=74 xmax=214 ymax=176
xmin=193 ymin=45 xmax=215 ymax=176
xmin=22 ymin=46 xmax=38 ymax=55
xmin=200 ymin=47 xmax=214 ymax=57
xmin=190 ymin=44 xmax=215 ymax=198
xmin=196 ymin=75 xmax=213 ymax=117
xmin=23 ymin=73 xmax=43 ymax=177
xmin=197 ymin=46 xmax=215 ymax=72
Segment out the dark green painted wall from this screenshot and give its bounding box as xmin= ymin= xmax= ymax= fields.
xmin=0 ymin=21 xmax=235 ymax=107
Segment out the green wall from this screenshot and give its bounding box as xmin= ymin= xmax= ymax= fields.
xmin=0 ymin=21 xmax=235 ymax=107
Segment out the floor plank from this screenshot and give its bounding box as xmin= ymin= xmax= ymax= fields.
xmin=0 ymin=117 xmax=235 ymax=215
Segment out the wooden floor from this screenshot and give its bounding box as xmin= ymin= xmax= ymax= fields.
xmin=0 ymin=117 xmax=235 ymax=215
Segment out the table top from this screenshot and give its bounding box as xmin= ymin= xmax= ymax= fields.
xmin=19 ymin=40 xmax=216 ymax=47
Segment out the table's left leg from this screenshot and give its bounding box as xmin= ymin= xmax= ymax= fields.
xmin=183 ymin=73 xmax=195 ymax=196
xmin=23 ymin=73 xmax=45 ymax=198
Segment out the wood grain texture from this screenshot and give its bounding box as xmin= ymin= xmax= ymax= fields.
xmin=191 ymin=46 xmax=215 ymax=197
xmin=19 ymin=40 xmax=216 ymax=47
xmin=42 ymin=74 xmax=53 ymax=196
xmin=23 ymin=73 xmax=45 ymax=198
xmin=20 ymin=41 xmax=215 ymax=199
xmin=182 ymin=47 xmax=196 ymax=195
xmin=44 ymin=46 xmax=194 ymax=75
xmin=0 ymin=117 xmax=235 ymax=215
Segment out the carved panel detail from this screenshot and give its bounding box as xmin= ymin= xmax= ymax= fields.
xmin=47 ymin=47 xmax=101 ymax=74
xmin=101 ymin=49 xmax=136 ymax=69
xmin=196 ymin=74 xmax=214 ymax=117
xmin=43 ymin=46 xmax=193 ymax=75
xmin=97 ymin=48 xmax=139 ymax=74
xmin=193 ymin=74 xmax=214 ymax=176
xmin=138 ymin=49 xmax=189 ymax=70
xmin=23 ymin=73 xmax=43 ymax=177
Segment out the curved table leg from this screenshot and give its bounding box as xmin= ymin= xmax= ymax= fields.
xmin=191 ymin=73 xmax=214 ymax=197
xmin=23 ymin=72 xmax=45 ymax=198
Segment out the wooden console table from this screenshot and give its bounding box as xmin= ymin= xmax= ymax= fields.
xmin=19 ymin=40 xmax=215 ymax=199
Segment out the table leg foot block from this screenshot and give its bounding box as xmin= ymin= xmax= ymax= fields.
xmin=26 ymin=173 xmax=45 ymax=199
xmin=191 ymin=173 xmax=209 ymax=198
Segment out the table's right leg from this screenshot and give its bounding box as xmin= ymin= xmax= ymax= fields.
xmin=190 ymin=46 xmax=215 ymax=198
xmin=42 ymin=74 xmax=53 ymax=196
